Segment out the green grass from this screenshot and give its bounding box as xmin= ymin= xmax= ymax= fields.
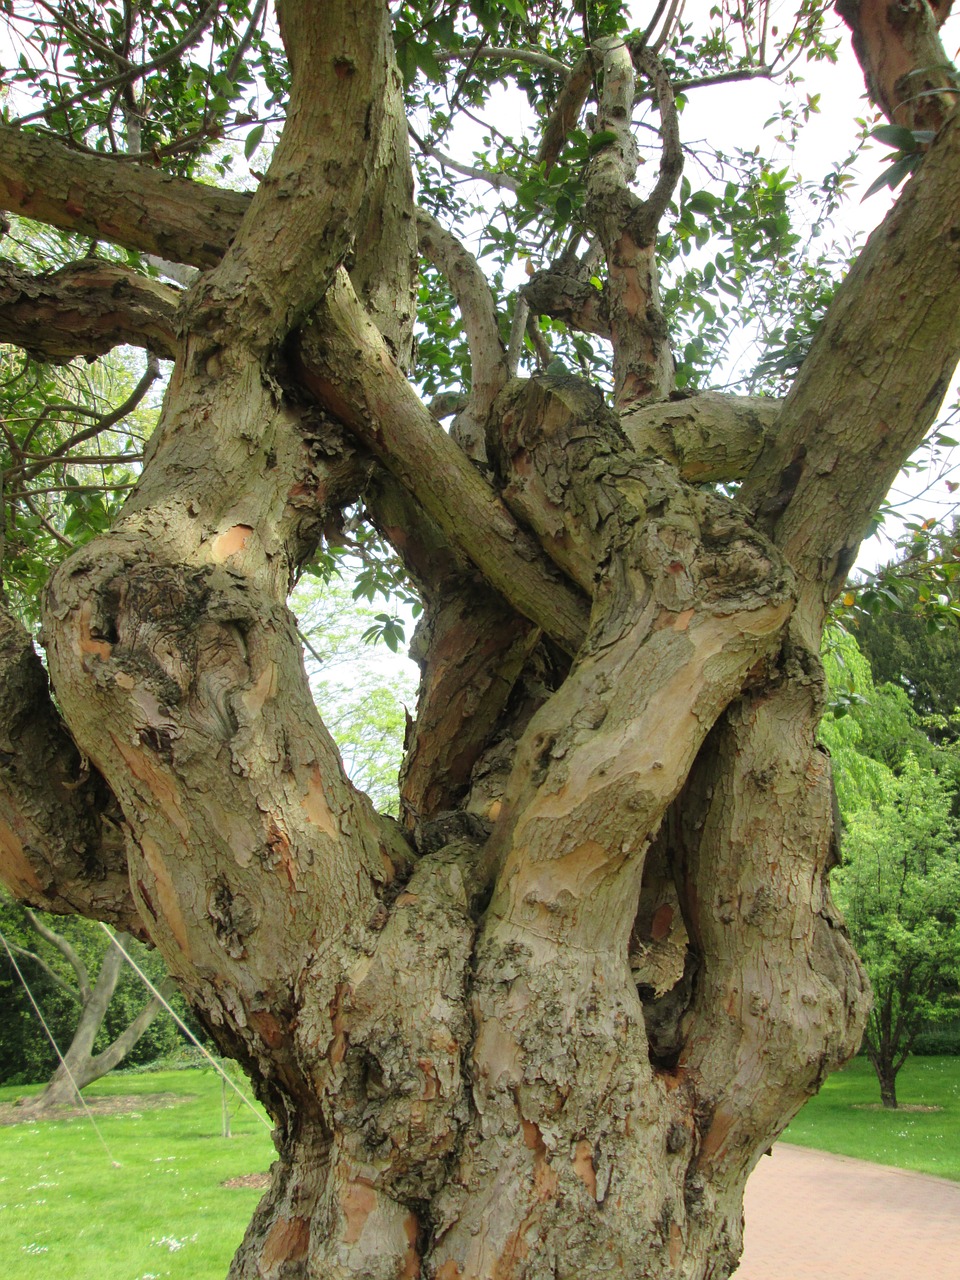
xmin=0 ymin=1068 xmax=275 ymax=1279
xmin=785 ymin=1055 xmax=960 ymax=1180
xmin=2 ymin=1057 xmax=958 ymax=1277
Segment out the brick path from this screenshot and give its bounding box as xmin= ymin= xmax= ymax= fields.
xmin=734 ymin=1144 xmax=960 ymax=1279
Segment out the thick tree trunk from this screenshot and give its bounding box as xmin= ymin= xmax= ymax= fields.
xmin=1 ymin=3 xmax=959 ymax=1276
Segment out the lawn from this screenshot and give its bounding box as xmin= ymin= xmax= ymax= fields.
xmin=785 ymin=1055 xmax=960 ymax=1180
xmin=0 ymin=1067 xmax=275 ymax=1279
xmin=1 ymin=1057 xmax=958 ymax=1278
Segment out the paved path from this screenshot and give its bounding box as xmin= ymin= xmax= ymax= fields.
xmin=735 ymin=1144 xmax=960 ymax=1279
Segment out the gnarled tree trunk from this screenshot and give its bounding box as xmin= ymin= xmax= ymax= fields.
xmin=1 ymin=2 xmax=959 ymax=1276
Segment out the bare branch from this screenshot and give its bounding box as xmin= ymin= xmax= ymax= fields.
xmin=297 ymin=269 xmax=590 ymax=655
xmin=537 ymin=52 xmax=595 ymax=175
xmin=5 ymin=940 xmax=82 ymax=1004
xmin=0 ymin=123 xmax=250 ymax=268
xmin=439 ymin=44 xmax=569 ymax=78
xmin=635 ymin=48 xmax=684 ymax=237
xmin=190 ymin=0 xmax=415 ymax=353
xmin=409 ymin=127 xmax=520 ymax=193
xmin=583 ymin=38 xmax=676 ymax=407
xmin=17 ymin=354 xmax=160 ymax=485
xmin=740 ymin=106 xmax=960 ymax=634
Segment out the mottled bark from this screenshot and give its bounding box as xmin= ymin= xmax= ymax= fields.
xmin=837 ymin=0 xmax=957 ymax=132
xmin=0 ymin=4 xmax=958 ymax=1278
xmin=0 ymin=258 xmax=178 ymax=361
xmin=0 ymin=601 xmax=140 ymax=932
xmin=584 ymin=42 xmax=680 ymax=408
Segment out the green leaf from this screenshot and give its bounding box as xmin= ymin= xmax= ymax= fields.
xmin=587 ymin=129 xmax=619 ymax=155
xmin=243 ymin=123 xmax=265 ymax=160
xmin=688 ymin=191 xmax=717 ymax=215
xmin=871 ymin=124 xmax=919 ymax=152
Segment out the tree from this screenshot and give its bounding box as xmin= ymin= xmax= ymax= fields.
xmin=0 ymin=898 xmax=176 ymax=1110
xmin=0 ymin=1 xmax=958 ymax=1275
xmin=822 ymin=637 xmax=960 ymax=1108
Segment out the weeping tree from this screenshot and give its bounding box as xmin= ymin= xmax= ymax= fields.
xmin=0 ymin=1 xmax=959 ymax=1275
xmin=2 ymin=903 xmax=174 ymax=1110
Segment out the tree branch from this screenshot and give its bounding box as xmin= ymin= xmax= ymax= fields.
xmin=583 ymin=38 xmax=676 ymax=407
xmin=634 ymin=47 xmax=684 ymax=239
xmin=0 ymin=259 xmax=178 ymax=362
xmin=0 ymin=601 xmax=141 ymax=933
xmin=740 ymin=105 xmax=960 ymax=634
xmin=0 ymin=123 xmax=250 ymax=268
xmin=409 ymin=127 xmax=520 ymax=193
xmin=837 ymin=0 xmax=958 ymax=133
xmin=25 ymin=908 xmax=92 ymax=1002
xmin=5 ymin=939 xmax=82 ymax=1005
xmin=415 ymin=209 xmax=507 ymax=461
xmin=296 ymin=270 xmax=590 ymax=655
xmin=438 ymin=44 xmax=570 ymax=78
xmin=537 ymin=52 xmax=595 ymax=175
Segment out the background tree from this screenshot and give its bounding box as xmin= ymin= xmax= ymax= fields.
xmin=853 ymin=522 xmax=960 ymax=742
xmin=0 ymin=896 xmax=181 ymax=1105
xmin=822 ymin=636 xmax=960 ymax=1108
xmin=0 ymin=2 xmax=958 ymax=1276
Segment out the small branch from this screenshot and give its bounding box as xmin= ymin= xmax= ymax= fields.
xmin=409 ymin=127 xmax=520 ymax=193
xmin=21 ymin=353 xmax=160 ymax=484
xmin=438 ymin=44 xmax=569 ymax=78
xmin=14 ymin=2 xmax=222 ymax=127
xmin=427 ymin=391 xmax=468 ymax=421
xmin=635 ymin=48 xmax=684 ymax=238
xmin=415 ymin=209 xmax=507 ymax=460
xmin=670 ymin=65 xmax=775 ymax=95
xmin=536 ymin=52 xmax=596 ymax=175
xmin=25 ymin=908 xmax=92 ymax=1002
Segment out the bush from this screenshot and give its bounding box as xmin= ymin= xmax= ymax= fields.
xmin=913 ymin=1023 xmax=960 ymax=1055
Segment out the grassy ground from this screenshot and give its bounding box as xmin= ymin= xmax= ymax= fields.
xmin=785 ymin=1055 xmax=960 ymax=1180
xmin=1 ymin=1057 xmax=957 ymax=1278
xmin=0 ymin=1067 xmax=274 ymax=1279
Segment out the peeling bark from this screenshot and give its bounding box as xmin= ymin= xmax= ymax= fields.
xmin=0 ymin=601 xmax=139 ymax=932
xmin=0 ymin=4 xmax=956 ymax=1277
xmin=0 ymin=258 xmax=178 ymax=361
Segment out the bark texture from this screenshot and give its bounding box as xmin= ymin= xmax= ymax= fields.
xmin=0 ymin=3 xmax=957 ymax=1277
